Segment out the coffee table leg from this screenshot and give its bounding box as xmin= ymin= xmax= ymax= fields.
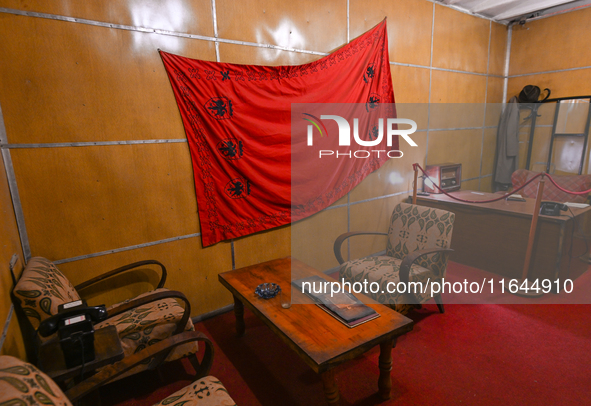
xmin=233 ymin=295 xmax=245 ymax=337
xmin=321 ymin=369 xmax=340 ymax=405
xmin=378 ymin=338 xmax=394 ymax=399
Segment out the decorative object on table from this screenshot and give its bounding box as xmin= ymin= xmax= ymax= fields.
xmin=280 ymin=289 xmax=291 ymax=309
xmin=422 ymin=163 xmax=462 ymax=194
xmin=255 ymin=283 xmax=281 ymax=299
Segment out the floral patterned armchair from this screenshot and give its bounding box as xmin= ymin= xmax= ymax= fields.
xmin=11 ymin=257 xmax=211 ymax=382
xmin=0 ymin=353 xmax=236 ymax=406
xmin=334 ymin=202 xmax=455 ymax=315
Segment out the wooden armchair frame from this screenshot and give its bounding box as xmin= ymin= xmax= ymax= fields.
xmin=11 ymin=258 xmax=201 ymax=375
xmin=74 ymin=259 xmax=168 ymax=292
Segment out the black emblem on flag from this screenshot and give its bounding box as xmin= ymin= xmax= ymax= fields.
xmin=204 ymin=97 xmax=233 ymax=120
xmin=225 ymin=178 xmax=251 ymax=199
xmin=217 ymin=139 xmax=244 ymax=160
xmin=364 ymin=63 xmax=375 ymax=83
xmin=366 ymin=93 xmax=381 ymax=112
xmin=369 ymin=125 xmax=379 ymax=140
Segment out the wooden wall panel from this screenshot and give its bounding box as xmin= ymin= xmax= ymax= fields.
xmin=427 ymin=129 xmax=483 ymax=179
xmin=10 ymin=143 xmax=199 ymax=260
xmin=487 ymin=76 xmax=505 ymax=104
xmin=218 ymin=43 xmax=319 ymax=66
xmin=391 ymin=66 xmax=431 ymax=104
xmin=481 ymin=128 xmax=497 ymax=176
xmin=57 ymin=237 xmax=233 ymax=316
xmin=233 ymin=225 xmax=291 ymax=270
xmin=216 ymin=0 xmax=347 ymax=54
xmin=485 ymin=78 xmax=504 ymax=128
xmin=479 ymin=175 xmax=492 ymax=192
xmin=0 ymin=317 xmax=26 ymax=358
xmin=349 ymin=196 xmax=402 ymax=261
xmin=0 ymin=14 xmax=215 ymax=144
xmin=350 ymin=0 xmax=433 ymax=67
xmin=462 ymin=178 xmax=479 ymax=191
xmin=349 ymin=132 xmax=427 ymax=202
xmin=291 ymin=207 xmax=347 ymax=272
xmin=508 ymin=70 xmax=591 ymax=102
xmin=432 ymin=5 xmax=490 ymax=74
xmin=0 ymin=151 xmax=26 ymax=358
xmin=0 ymin=0 xmax=215 ymax=36
xmin=430 ymin=70 xmax=487 ymax=103
xmin=510 ymin=7 xmax=591 ymax=76
xmin=488 ymin=22 xmax=507 ymax=77
xmin=430 ymin=103 xmax=485 ymax=130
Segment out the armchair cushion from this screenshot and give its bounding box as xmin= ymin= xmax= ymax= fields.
xmin=152 ymin=376 xmax=236 ymax=406
xmin=512 ymin=169 xmax=591 ymax=203
xmin=96 ymin=288 xmax=199 ymax=379
xmin=12 ymin=257 xmax=81 ymax=330
xmin=340 ymin=256 xmax=441 ymax=305
xmin=0 ymin=355 xmax=72 ymax=406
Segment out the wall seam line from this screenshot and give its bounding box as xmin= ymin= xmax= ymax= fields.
xmin=480 ymin=20 xmax=493 ymax=190
xmin=1 ymin=102 xmax=31 ymax=262
xmin=211 ymin=0 xmax=220 ymax=62
xmin=503 ymin=25 xmax=512 ymax=103
xmin=53 ymin=233 xmax=201 ymax=265
xmin=426 ymin=3 xmax=435 ymax=165
xmin=0 ymin=305 xmax=14 ymax=352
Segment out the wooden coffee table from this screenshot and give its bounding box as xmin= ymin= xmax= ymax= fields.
xmin=218 ymin=257 xmax=414 ymax=405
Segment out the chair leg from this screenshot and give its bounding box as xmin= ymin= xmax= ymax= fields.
xmin=434 ymin=294 xmax=445 ymax=313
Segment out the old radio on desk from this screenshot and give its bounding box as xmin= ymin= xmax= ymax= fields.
xmin=423 ymin=163 xmax=462 ymax=194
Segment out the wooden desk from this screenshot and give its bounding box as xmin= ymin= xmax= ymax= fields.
xmin=218 ymin=257 xmax=414 ymax=405
xmin=413 ymin=191 xmax=591 ymax=284
xmin=38 ymin=325 xmax=124 ymax=382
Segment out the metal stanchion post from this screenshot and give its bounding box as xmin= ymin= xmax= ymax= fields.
xmin=412 ymin=164 xmax=418 ymax=205
xmin=506 ymin=174 xmax=546 ymax=297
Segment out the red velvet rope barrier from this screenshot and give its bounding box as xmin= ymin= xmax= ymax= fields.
xmin=413 ymin=163 xmax=591 ymax=203
xmin=413 ymin=164 xmax=545 ymax=204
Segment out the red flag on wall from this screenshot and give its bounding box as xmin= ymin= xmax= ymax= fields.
xmin=160 ymin=20 xmax=396 ymax=246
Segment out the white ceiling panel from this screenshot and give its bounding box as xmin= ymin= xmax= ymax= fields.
xmin=438 ymin=0 xmax=591 ymax=23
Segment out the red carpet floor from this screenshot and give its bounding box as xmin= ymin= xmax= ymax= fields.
xmin=100 ymin=262 xmax=591 ymax=406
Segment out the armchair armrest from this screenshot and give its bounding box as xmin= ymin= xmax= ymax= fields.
xmin=333 ymin=232 xmax=388 ymax=264
xmin=65 ymin=330 xmax=214 ymax=402
xmin=398 ymin=248 xmax=453 ymax=305
xmin=106 ymin=290 xmax=191 ymax=336
xmin=74 ymin=260 xmax=167 ymax=292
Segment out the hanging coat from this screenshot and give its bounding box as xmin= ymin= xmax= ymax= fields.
xmin=494 ymin=96 xmax=520 ymax=185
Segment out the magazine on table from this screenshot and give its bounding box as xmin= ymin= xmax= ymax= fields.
xmin=292 ymin=275 xmax=380 ymax=328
